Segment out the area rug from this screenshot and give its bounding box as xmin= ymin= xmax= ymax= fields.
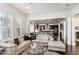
xmin=21 ymin=50 xmax=60 ymax=55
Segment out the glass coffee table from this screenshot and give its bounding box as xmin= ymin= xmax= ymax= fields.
xmin=25 ymin=42 xmax=48 ymax=55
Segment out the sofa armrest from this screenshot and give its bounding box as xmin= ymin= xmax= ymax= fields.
xmin=0 ymin=43 xmax=17 ymax=48
xmin=0 ymin=43 xmax=17 ymax=55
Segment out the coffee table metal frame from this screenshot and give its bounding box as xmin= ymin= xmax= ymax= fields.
xmin=25 ymin=42 xmax=48 ymax=55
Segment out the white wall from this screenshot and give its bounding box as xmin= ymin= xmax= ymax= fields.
xmin=0 ymin=4 xmax=27 ymax=38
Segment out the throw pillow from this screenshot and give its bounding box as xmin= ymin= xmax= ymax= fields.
xmin=23 ymin=36 xmax=28 ymax=40
xmin=14 ymin=38 xmax=20 ymax=46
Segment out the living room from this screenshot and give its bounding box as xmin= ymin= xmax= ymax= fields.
xmin=0 ymin=3 xmax=79 ymax=55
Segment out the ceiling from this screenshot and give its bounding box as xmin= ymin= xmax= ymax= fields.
xmin=10 ymin=3 xmax=77 ymax=14
xmin=30 ymin=18 xmax=65 ymax=24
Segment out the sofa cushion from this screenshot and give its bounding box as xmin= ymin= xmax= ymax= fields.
xmin=8 ymin=40 xmax=14 ymax=43
xmin=33 ymin=39 xmax=48 ymax=44
xmin=16 ymin=41 xmax=30 ymax=51
xmin=39 ymin=39 xmax=48 ymax=44
xmin=32 ymin=40 xmax=40 ymax=43
xmin=48 ymin=41 xmax=65 ymax=49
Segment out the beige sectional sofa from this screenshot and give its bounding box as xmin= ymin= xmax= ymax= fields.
xmin=0 ymin=34 xmax=66 ymax=55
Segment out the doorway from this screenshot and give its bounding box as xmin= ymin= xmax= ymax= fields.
xmin=74 ymin=15 xmax=79 ymax=55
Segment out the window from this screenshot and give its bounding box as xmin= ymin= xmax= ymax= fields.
xmin=16 ymin=18 xmax=21 ymax=36
xmin=0 ymin=13 xmax=12 ymax=40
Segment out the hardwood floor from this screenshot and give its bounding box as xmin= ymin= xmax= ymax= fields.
xmin=65 ymin=45 xmax=75 ymax=55
xmin=75 ymin=45 xmax=79 ymax=55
